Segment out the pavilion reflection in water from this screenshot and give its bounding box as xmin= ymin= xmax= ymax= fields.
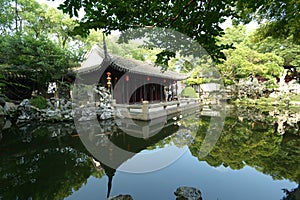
xmin=77 ymin=112 xmax=198 ymax=198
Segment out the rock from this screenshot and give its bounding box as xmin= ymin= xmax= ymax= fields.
xmin=0 ymin=94 xmax=6 ymax=110
xmin=2 ymin=120 xmax=11 ymax=129
xmin=17 ymin=99 xmax=34 ymax=121
xmin=0 ymin=115 xmax=5 ymax=129
xmin=174 ymin=186 xmax=202 ymax=200
xmin=0 ymin=106 xmax=4 ymax=116
xmin=108 ymin=194 xmax=133 ymax=200
xmin=11 ymin=87 xmax=115 ymax=122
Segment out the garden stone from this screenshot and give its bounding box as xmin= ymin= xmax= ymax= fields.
xmin=0 ymin=106 xmax=4 ymax=116
xmin=174 ymin=186 xmax=202 ymax=200
xmin=0 ymin=94 xmax=6 ymax=111
xmin=108 ymin=194 xmax=133 ymax=200
xmin=17 ymin=99 xmax=34 ymax=121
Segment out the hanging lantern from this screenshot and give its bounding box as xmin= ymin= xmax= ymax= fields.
xmin=146 ymin=76 xmax=150 ymax=81
xmin=106 ymin=72 xmax=112 ymax=88
xmin=125 ymin=75 xmax=129 ymax=82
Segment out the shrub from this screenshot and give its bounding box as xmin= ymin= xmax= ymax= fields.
xmin=30 ymin=96 xmax=47 ymax=109
xmin=181 ymin=86 xmax=198 ymax=98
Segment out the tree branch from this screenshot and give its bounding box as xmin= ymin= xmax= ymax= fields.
xmin=170 ymin=0 xmax=197 ymax=25
xmin=144 ymin=0 xmax=197 ymax=28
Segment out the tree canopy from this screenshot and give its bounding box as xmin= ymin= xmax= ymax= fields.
xmin=0 ymin=0 xmax=80 ymax=95
xmin=57 ymin=0 xmax=300 ymax=63
xmin=58 ymin=0 xmax=236 ymax=62
xmin=215 ymin=25 xmax=284 ymax=86
xmin=235 ymin=0 xmax=300 ymax=43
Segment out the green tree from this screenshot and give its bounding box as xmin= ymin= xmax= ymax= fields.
xmin=235 ymin=0 xmax=300 ymax=43
xmin=218 ymin=44 xmax=283 ymax=84
xmin=58 ymin=0 xmax=236 ymax=63
xmin=251 ymin=33 xmax=300 ymax=69
xmin=216 ymin=25 xmax=284 ymax=85
xmin=0 ymin=0 xmax=81 ymax=96
xmin=0 ymin=0 xmax=14 ymax=34
xmin=82 ymin=29 xmax=168 ymax=65
xmin=57 ymin=0 xmax=300 ymax=64
xmin=0 ymin=34 xmax=76 ymax=94
xmin=218 ymin=24 xmax=247 ymax=47
xmin=0 ymin=0 xmax=80 ymax=49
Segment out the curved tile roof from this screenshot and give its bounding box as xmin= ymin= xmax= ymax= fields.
xmin=78 ymin=45 xmax=188 ymax=80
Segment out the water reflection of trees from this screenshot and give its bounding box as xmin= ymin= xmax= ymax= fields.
xmin=1 ymin=106 xmax=300 ymax=199
xmin=0 ymin=123 xmax=104 ymax=200
xmin=188 ymin=106 xmax=300 ymax=184
xmin=0 ymin=118 xmax=181 ymax=199
xmin=282 ymin=184 xmax=300 ymax=200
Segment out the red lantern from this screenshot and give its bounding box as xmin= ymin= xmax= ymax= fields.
xmin=125 ymin=75 xmax=129 ymax=82
xmin=146 ymin=76 xmax=150 ymax=81
xmin=106 ymin=72 xmax=112 ymax=88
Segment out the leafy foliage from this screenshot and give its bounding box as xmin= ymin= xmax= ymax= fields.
xmin=58 ymin=0 xmax=236 ymax=63
xmin=251 ymin=33 xmax=300 ymax=69
xmin=30 ymin=96 xmax=47 ymax=109
xmin=216 ymin=25 xmax=284 ymax=85
xmin=0 ymin=123 xmax=102 ymax=200
xmin=235 ymin=0 xmax=300 ymax=43
xmin=0 ymin=34 xmax=75 ymax=94
xmin=181 ymin=86 xmax=198 ymax=98
xmin=0 ymin=0 xmax=81 ymax=96
xmin=188 ymin=106 xmax=300 ymax=183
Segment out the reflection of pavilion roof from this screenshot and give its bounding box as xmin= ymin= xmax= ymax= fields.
xmin=77 ymin=45 xmax=188 ymax=80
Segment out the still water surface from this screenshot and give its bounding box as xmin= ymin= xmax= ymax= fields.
xmin=0 ymin=106 xmax=299 ymax=200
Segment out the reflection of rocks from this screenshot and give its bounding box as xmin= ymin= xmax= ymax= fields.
xmin=269 ymin=109 xmax=300 ymax=135
xmin=174 ymin=186 xmax=203 ymax=200
xmin=108 ymin=194 xmax=133 ymax=200
xmin=235 ymin=106 xmax=300 ymax=135
xmin=0 ymin=115 xmax=5 ymax=129
xmin=19 ymin=124 xmax=33 ymax=143
xmin=172 ymin=129 xmax=194 ymax=147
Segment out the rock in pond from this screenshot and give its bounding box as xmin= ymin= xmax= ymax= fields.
xmin=174 ymin=186 xmax=202 ymax=200
xmin=108 ymin=194 xmax=133 ymax=200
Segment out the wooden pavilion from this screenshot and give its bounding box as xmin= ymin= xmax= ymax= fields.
xmin=77 ymin=45 xmax=188 ymax=104
xmin=76 ymin=45 xmax=201 ymax=121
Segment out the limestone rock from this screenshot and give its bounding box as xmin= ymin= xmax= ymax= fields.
xmin=108 ymin=194 xmax=133 ymax=200
xmin=174 ymin=186 xmax=202 ymax=200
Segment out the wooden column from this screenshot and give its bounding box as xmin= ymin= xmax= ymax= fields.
xmin=160 ymin=84 xmax=163 ymax=102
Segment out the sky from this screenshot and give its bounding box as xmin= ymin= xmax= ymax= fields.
xmin=37 ymin=0 xmax=259 ymax=31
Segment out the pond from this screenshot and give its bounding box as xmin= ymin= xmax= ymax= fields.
xmin=0 ymin=105 xmax=299 ymax=200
